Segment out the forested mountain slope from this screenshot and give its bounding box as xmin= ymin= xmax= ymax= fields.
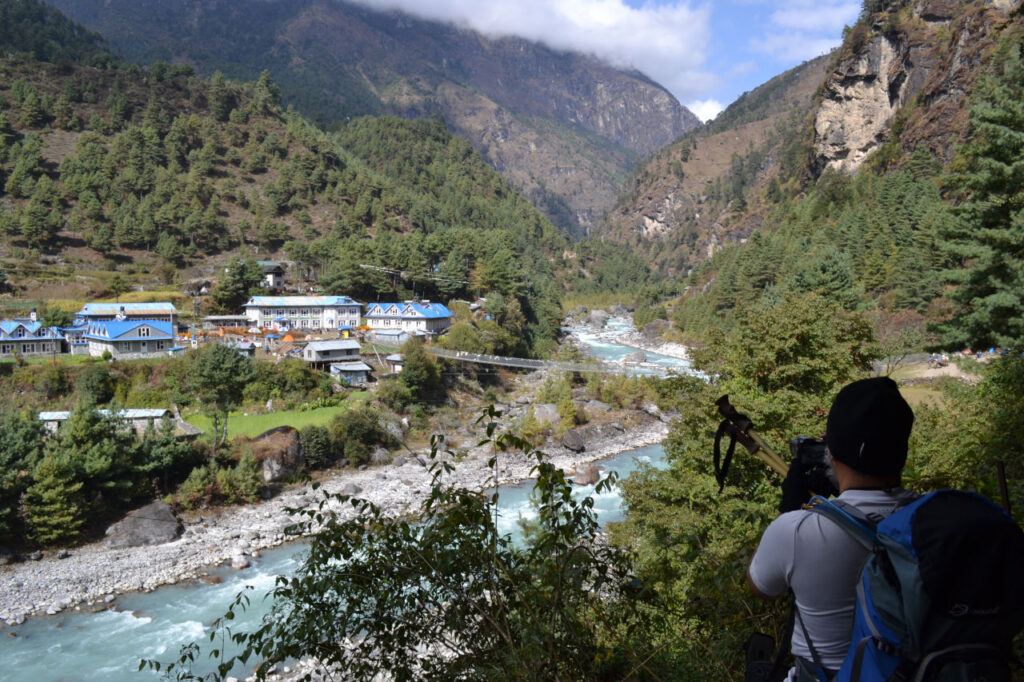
xmin=600 ymin=0 xmax=1024 ymax=353
xmin=0 ymin=33 xmax=568 ymax=352
xmin=47 ymin=0 xmax=700 ymax=235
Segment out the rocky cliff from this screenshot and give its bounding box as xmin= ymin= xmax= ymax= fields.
xmin=813 ymin=0 xmax=1018 ymax=173
xmin=48 ymin=0 xmax=699 ymax=235
xmin=594 ymin=0 xmax=1022 ymax=278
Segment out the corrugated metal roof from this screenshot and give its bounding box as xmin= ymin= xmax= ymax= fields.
xmin=243 ymin=296 xmax=362 ymax=307
xmin=330 ymin=362 xmax=372 ymax=372
xmin=0 ymin=320 xmax=60 ymax=336
xmin=39 ymin=408 xmax=171 ymax=421
xmin=306 ymin=340 xmax=361 ymax=352
xmin=78 ymin=302 xmax=180 ymax=315
xmin=83 ymin=320 xmax=175 ymax=340
xmin=364 ymin=302 xmax=453 ymax=319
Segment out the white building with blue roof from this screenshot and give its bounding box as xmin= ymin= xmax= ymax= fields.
xmin=76 ymin=302 xmax=181 ymax=326
xmin=363 ymin=301 xmax=453 ymax=335
xmin=0 ymin=317 xmax=63 ymax=358
xmin=243 ymin=295 xmax=362 ymax=332
xmin=84 ymin=320 xmax=175 ymax=359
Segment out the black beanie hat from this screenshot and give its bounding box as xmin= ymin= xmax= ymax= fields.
xmin=826 ymin=377 xmax=914 ymax=476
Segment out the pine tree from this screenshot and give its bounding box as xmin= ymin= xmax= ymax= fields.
xmin=939 ymin=39 xmax=1024 ymax=347
xmin=22 ymin=453 xmax=84 ymax=545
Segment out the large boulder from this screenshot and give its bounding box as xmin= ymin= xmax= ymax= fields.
xmin=640 ymin=319 xmax=669 ymax=342
xmin=607 ymin=303 xmax=633 ymax=317
xmin=561 ymin=429 xmax=586 ymax=453
xmin=105 ymin=500 xmax=183 ymax=548
xmin=588 ymin=310 xmax=610 ymax=329
xmin=572 ymin=422 xmax=626 ymax=448
xmin=623 ymin=351 xmax=647 ymax=364
xmin=585 ymin=399 xmax=611 ymax=413
xmin=251 ymin=426 xmax=305 ymax=483
xmin=573 ymin=462 xmax=601 ymax=486
xmin=532 ymin=403 xmax=560 ymax=427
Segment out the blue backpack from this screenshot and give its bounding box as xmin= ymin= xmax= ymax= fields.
xmin=806 ymin=491 xmax=1024 ymax=682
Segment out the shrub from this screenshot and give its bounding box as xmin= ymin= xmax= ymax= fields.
xmin=178 ymin=465 xmax=215 ymax=510
xmin=300 ymin=425 xmax=333 ymax=469
xmin=376 ymin=377 xmax=412 ymax=412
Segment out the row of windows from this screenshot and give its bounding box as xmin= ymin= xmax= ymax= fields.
xmin=0 ymin=342 xmax=54 ymax=354
xmin=258 ymin=308 xmax=360 ymax=317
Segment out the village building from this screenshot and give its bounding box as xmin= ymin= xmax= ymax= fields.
xmin=243 ymin=295 xmax=362 ymax=332
xmin=60 ymin=323 xmax=90 ymax=355
xmin=303 ymin=339 xmax=361 ymax=366
xmin=385 ymin=353 xmax=404 ymax=373
xmin=330 ymin=361 xmax=373 ymax=385
xmin=39 ymin=408 xmax=173 ymax=434
xmin=84 ymin=320 xmax=175 ymax=359
xmin=257 ymin=261 xmax=286 ymax=289
xmin=0 ymin=318 xmax=63 ymax=358
xmin=202 ymin=315 xmax=250 ymax=330
xmin=363 ymin=301 xmax=454 ymax=335
xmin=76 ymin=302 xmax=181 ymax=327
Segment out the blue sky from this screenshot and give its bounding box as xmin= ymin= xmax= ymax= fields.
xmin=353 ymin=0 xmax=860 ymax=121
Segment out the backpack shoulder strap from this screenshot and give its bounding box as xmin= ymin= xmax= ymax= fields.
xmin=803 ymin=495 xmax=878 ymax=550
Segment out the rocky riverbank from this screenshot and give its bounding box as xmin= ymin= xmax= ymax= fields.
xmin=0 ymin=416 xmax=668 ymax=627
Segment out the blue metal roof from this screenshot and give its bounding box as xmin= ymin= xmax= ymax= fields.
xmin=78 ymin=302 xmax=180 ymax=316
xmin=244 ymin=296 xmax=363 ymax=308
xmin=364 ymin=302 xmax=453 ymax=319
xmin=83 ymin=320 xmax=175 ymax=341
xmin=40 ymin=408 xmax=171 ymax=422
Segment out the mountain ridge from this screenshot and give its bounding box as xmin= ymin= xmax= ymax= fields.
xmin=47 ymin=0 xmax=700 ymax=235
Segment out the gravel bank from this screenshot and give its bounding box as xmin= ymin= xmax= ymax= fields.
xmin=0 ymin=418 xmax=668 ymax=627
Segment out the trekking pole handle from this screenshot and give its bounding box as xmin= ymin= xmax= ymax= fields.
xmin=715 ymin=395 xmax=788 ymax=476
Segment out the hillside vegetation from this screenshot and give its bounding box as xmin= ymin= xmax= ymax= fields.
xmin=0 ymin=47 xmax=572 ymax=350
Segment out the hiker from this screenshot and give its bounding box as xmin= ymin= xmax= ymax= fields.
xmin=746 ymin=377 xmax=917 ymax=681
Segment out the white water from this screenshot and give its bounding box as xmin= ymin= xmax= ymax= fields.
xmin=0 ymin=316 xmax=682 ymax=681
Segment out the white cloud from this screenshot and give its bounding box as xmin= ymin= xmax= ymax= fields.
xmin=348 ymin=0 xmax=716 ymax=104
xmin=687 ymin=98 xmax=724 ymax=122
xmin=770 ymin=3 xmax=859 ymax=32
xmin=753 ymin=0 xmax=858 ymax=62
xmin=750 ymin=32 xmax=844 ymax=62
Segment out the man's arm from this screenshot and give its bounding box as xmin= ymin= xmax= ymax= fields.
xmin=747 ymin=565 xmax=780 ymax=600
xmin=747 ymin=514 xmax=795 ymax=600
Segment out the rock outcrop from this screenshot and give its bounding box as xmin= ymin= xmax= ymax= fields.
xmin=105 ymin=501 xmax=183 ymax=548
xmin=814 ymin=0 xmax=1015 ymax=173
xmin=251 ymin=426 xmax=305 ymax=483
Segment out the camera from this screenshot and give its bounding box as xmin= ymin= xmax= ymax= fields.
xmin=788 ymin=436 xmax=838 ymax=500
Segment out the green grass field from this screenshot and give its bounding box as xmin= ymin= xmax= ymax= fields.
xmin=185 ymin=393 xmax=371 ymax=439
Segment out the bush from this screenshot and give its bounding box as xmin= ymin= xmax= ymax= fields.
xmin=376 ymin=377 xmax=412 ymax=412
xmin=300 ymin=425 xmax=333 ymax=469
xmin=329 ymin=406 xmax=391 ymax=467
xmin=178 ymin=465 xmax=215 ymax=510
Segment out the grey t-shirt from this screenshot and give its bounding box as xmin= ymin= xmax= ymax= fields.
xmin=748 ymin=489 xmax=916 ymax=669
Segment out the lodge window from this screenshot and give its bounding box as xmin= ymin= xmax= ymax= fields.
xmin=139 ymin=327 xmax=150 ymax=337
xmin=13 ymin=328 xmax=24 ymax=338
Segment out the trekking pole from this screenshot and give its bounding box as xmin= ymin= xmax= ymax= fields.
xmin=714 ymin=395 xmax=789 ymax=479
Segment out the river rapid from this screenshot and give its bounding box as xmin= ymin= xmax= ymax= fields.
xmin=0 ymin=317 xmax=687 ymax=681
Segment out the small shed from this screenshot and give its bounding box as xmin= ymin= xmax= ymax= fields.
xmin=385 ymin=353 xmax=404 ymax=373
xmin=330 ymin=361 xmax=372 ymax=385
xmin=303 ymin=339 xmax=361 ymax=365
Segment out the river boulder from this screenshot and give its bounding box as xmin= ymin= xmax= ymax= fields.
xmin=608 ymin=303 xmax=633 ymax=317
xmin=640 ymin=319 xmax=669 ymax=341
xmin=573 ymin=462 xmax=601 ymax=486
xmin=251 ymin=426 xmax=305 ymax=483
xmin=105 ymin=500 xmax=183 ymax=548
xmin=533 ymin=403 xmax=560 ymax=427
xmin=561 ymin=429 xmax=586 ymax=453
xmin=588 ymin=310 xmax=610 ymax=329
xmin=623 ymin=351 xmax=647 ymax=364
